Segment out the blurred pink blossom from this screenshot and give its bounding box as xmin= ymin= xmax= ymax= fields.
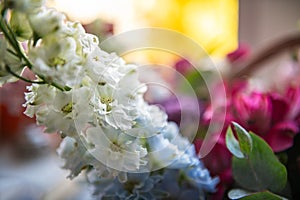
xmin=226 ymin=43 xmax=250 ymax=63
xmin=231 ymin=86 xmax=300 ymax=152
xmin=174 ymin=59 xmax=193 ymax=75
xmin=198 ymin=81 xmax=300 ymax=199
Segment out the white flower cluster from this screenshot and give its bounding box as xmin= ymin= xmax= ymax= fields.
xmin=0 ymin=0 xmax=218 ymax=197
xmin=4 ymin=0 xmax=193 ymax=177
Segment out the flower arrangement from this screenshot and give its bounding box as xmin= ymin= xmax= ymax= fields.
xmin=0 ymin=0 xmax=219 ymax=199
xmin=1 ymin=1 xmax=300 ymax=200
xmin=159 ymin=42 xmax=300 ymax=199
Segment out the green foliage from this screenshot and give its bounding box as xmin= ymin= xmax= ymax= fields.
xmin=240 ymin=191 xmax=286 ymax=200
xmin=225 ymin=123 xmax=288 ymax=199
xmin=226 ymin=122 xmax=252 ymax=158
xmin=228 ymin=189 xmax=287 ymax=200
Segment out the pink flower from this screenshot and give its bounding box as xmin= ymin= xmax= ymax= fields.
xmin=266 ymin=121 xmax=299 ymax=152
xmin=198 ymin=82 xmax=300 ymax=199
xmin=226 ymin=43 xmax=250 ymax=63
xmin=269 ymin=93 xmax=290 ymax=124
xmin=229 ymin=86 xmax=300 ymax=152
xmin=174 ymin=59 xmax=193 ymax=75
xmin=232 ymin=92 xmax=272 ymax=135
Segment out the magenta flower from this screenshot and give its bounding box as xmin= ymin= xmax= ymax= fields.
xmin=174 ymin=59 xmax=193 ymax=75
xmin=231 ymin=87 xmax=300 ymax=152
xmin=232 ymin=91 xmax=272 ymax=135
xmin=226 ymin=43 xmax=250 ymax=63
xmin=266 ymin=121 xmax=299 ymax=152
xmin=197 ymin=82 xmax=300 ymax=199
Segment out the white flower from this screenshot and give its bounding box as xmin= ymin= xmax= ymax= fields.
xmin=28 ymin=7 xmax=65 ymax=38
xmin=145 ymin=121 xmax=199 ymax=170
xmin=146 ymin=133 xmax=181 ymax=169
xmin=24 ymin=85 xmax=94 ymax=135
xmin=63 ymin=21 xmax=99 ymax=57
xmin=104 ymin=105 xmax=138 ymax=130
xmin=57 ymin=136 xmax=93 ymax=179
xmin=90 ymin=84 xmax=138 ymax=130
xmin=89 ymin=69 xmax=146 ymax=130
xmin=114 ymin=69 xmax=147 ymax=106
xmin=24 ymin=84 xmax=74 ymax=133
xmin=85 ymin=126 xmax=147 ymax=172
xmin=127 ymin=102 xmax=168 ymax=138
xmin=23 ymin=84 xmax=56 ymax=117
xmin=29 ymin=31 xmax=84 ymax=87
xmin=36 ymin=90 xmax=76 ymax=133
xmin=0 ymin=2 xmax=219 ymax=196
xmin=85 ymin=48 xmax=125 ymax=86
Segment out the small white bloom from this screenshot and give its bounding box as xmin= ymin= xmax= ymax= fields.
xmin=23 ymin=84 xmax=56 ymax=118
xmin=147 ymin=134 xmax=181 ymax=169
xmin=24 ymin=85 xmax=93 ymax=135
xmin=28 ymin=7 xmax=65 ymax=37
xmin=63 ymin=21 xmax=99 ymax=58
xmin=127 ymin=102 xmax=168 ymax=138
xmin=85 ymin=48 xmax=124 ymax=86
xmin=29 ymin=32 xmax=84 ymax=87
xmin=57 ymin=136 xmax=93 ymax=179
xmin=90 ymin=79 xmax=142 ymax=130
xmin=104 ymin=105 xmax=137 ymax=130
xmin=85 ymin=126 xmax=147 ymax=172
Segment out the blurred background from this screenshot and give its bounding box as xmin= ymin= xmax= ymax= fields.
xmin=1 ymin=0 xmax=300 ymax=199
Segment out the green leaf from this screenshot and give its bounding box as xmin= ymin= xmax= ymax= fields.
xmin=232 ymin=122 xmax=252 ymax=157
xmin=228 ymin=188 xmax=252 ymax=199
xmin=226 ymin=126 xmax=245 ymax=158
xmin=232 ymin=132 xmax=287 ymax=193
xmin=225 ymin=122 xmax=252 ymax=158
xmin=240 ymin=191 xmax=287 ymax=200
xmin=228 ymin=189 xmax=287 ymax=200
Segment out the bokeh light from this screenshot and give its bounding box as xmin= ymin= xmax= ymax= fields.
xmin=47 ymin=0 xmax=238 ymax=57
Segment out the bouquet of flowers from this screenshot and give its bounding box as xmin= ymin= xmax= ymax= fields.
xmin=159 ymin=42 xmax=300 ymax=199
xmin=0 ymin=0 xmax=219 ymax=199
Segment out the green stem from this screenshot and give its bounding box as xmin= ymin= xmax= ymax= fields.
xmin=0 ymin=9 xmax=71 ymax=92
xmin=0 ymin=16 xmax=33 ymax=69
xmin=48 ymin=81 xmax=71 ymax=91
xmin=5 ymin=18 xmax=33 ymax=67
xmin=5 ymin=65 xmax=45 ymax=84
xmin=34 ymin=73 xmax=71 ymax=91
xmin=0 ymin=18 xmax=18 ymax=51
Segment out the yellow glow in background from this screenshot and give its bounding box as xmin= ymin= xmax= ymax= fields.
xmin=47 ymin=0 xmax=238 ymax=57
xmin=144 ymin=0 xmax=238 ymax=57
